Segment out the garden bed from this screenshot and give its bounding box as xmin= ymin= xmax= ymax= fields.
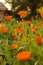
xmin=0 ymin=18 xmax=43 ymax=65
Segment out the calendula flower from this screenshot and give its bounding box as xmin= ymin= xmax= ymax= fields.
xmin=14 ymin=28 xmax=19 ymax=33
xmin=40 ymin=12 xmax=43 ymax=18
xmin=12 ymin=32 xmax=17 ymax=40
xmin=31 ymin=28 xmax=36 ymax=33
xmin=11 ymin=44 xmax=18 ymax=49
xmin=35 ymin=36 xmax=42 ymax=45
xmin=12 ymin=32 xmax=16 ymax=37
xmin=0 ymin=26 xmax=7 ymax=34
xmin=5 ymin=15 xmax=12 ymax=21
xmin=20 ymin=27 xmax=24 ymax=34
xmin=16 ymin=51 xmax=31 ymax=61
xmin=17 ymin=10 xmax=27 ymax=17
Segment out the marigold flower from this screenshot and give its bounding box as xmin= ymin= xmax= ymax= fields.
xmin=11 ymin=44 xmax=18 ymax=49
xmin=31 ymin=28 xmax=36 ymax=33
xmin=17 ymin=10 xmax=27 ymax=17
xmin=12 ymin=32 xmax=16 ymax=37
xmin=20 ymin=27 xmax=24 ymax=34
xmin=35 ymin=36 xmax=42 ymax=44
xmin=0 ymin=26 xmax=7 ymax=33
xmin=5 ymin=15 xmax=12 ymax=21
xmin=14 ymin=28 xmax=19 ymax=33
xmin=40 ymin=12 xmax=43 ymax=18
xmin=12 ymin=32 xmax=17 ymax=40
xmin=16 ymin=51 xmax=31 ymax=61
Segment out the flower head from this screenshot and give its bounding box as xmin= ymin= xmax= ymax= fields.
xmin=17 ymin=10 xmax=27 ymax=17
xmin=12 ymin=32 xmax=16 ymax=37
xmin=35 ymin=36 xmax=42 ymax=44
xmin=40 ymin=12 xmax=43 ymax=18
xmin=20 ymin=27 xmax=24 ymax=34
xmin=16 ymin=51 xmax=31 ymax=61
xmin=14 ymin=28 xmax=19 ymax=33
xmin=0 ymin=26 xmax=7 ymax=34
xmin=12 ymin=32 xmax=17 ymax=40
xmin=5 ymin=16 xmax=12 ymax=21
xmin=31 ymin=28 xmax=36 ymax=33
xmin=11 ymin=44 xmax=18 ymax=49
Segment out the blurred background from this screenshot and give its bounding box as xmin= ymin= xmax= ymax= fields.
xmin=0 ymin=0 xmax=43 ymax=21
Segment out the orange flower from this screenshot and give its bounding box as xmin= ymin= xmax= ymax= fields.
xmin=14 ymin=28 xmax=19 ymax=33
xmin=35 ymin=36 xmax=42 ymax=44
xmin=11 ymin=44 xmax=18 ymax=49
xmin=12 ymin=32 xmax=17 ymax=40
xmin=17 ymin=10 xmax=27 ymax=17
xmin=26 ymin=20 xmax=31 ymax=25
xmin=16 ymin=51 xmax=31 ymax=61
xmin=40 ymin=12 xmax=43 ymax=18
xmin=20 ymin=27 xmax=24 ymax=34
xmin=0 ymin=26 xmax=7 ymax=33
xmin=31 ymin=28 xmax=36 ymax=33
xmin=5 ymin=16 xmax=12 ymax=21
xmin=12 ymin=32 xmax=16 ymax=37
